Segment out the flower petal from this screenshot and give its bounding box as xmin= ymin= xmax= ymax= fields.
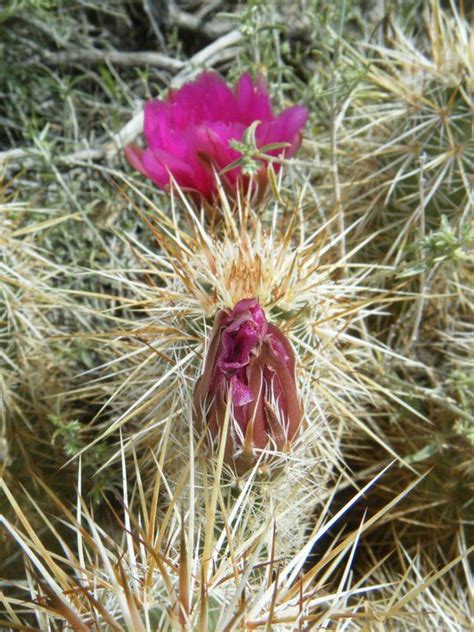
xmin=124 ymin=144 xmax=147 ymax=176
xmin=236 ymin=72 xmax=273 ymax=124
xmin=172 ymin=72 xmax=239 ymax=125
xmin=257 ymin=105 xmax=309 ymax=156
xmin=140 ymin=148 xmax=195 ymax=188
xmin=231 ymin=375 xmax=254 ymax=407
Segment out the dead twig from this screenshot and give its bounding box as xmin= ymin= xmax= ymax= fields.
xmin=167 ymin=1 xmax=232 ymax=39
xmin=142 ymin=0 xmax=166 ymax=48
xmin=0 ymin=147 xmax=106 ymax=168
xmin=41 ymin=48 xmax=185 ymax=71
xmin=170 ymin=29 xmax=243 ymax=86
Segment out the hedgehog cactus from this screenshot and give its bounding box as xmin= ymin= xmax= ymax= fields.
xmin=0 ymin=1 xmax=472 ymax=629
xmin=341 ymin=0 xmax=472 ymax=244
xmin=335 ymin=0 xmax=474 ymax=582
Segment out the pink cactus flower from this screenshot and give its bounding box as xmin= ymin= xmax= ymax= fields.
xmin=125 ymin=72 xmax=308 ymax=200
xmin=193 ymin=298 xmax=302 ymax=473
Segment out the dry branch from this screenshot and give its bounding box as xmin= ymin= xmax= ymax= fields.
xmin=168 ymin=2 xmax=232 ymax=39
xmin=42 ymin=48 xmax=185 ymax=71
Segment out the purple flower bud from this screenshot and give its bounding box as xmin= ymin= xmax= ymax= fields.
xmin=194 ymin=298 xmax=302 ymax=473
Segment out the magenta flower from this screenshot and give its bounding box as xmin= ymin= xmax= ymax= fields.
xmin=193 ymin=298 xmax=302 ymax=473
xmin=125 ymin=72 xmax=308 ymax=200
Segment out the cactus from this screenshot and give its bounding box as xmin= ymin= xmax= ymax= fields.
xmin=0 ymin=0 xmax=471 ymax=629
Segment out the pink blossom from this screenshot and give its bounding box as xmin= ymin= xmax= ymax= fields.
xmin=125 ymin=72 xmax=308 ymax=200
xmin=193 ymin=298 xmax=302 ymax=473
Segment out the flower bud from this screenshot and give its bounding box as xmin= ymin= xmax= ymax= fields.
xmin=193 ymin=298 xmax=301 ymax=473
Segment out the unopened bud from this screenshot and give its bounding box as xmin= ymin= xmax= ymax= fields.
xmin=194 ymin=298 xmax=302 ymax=473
